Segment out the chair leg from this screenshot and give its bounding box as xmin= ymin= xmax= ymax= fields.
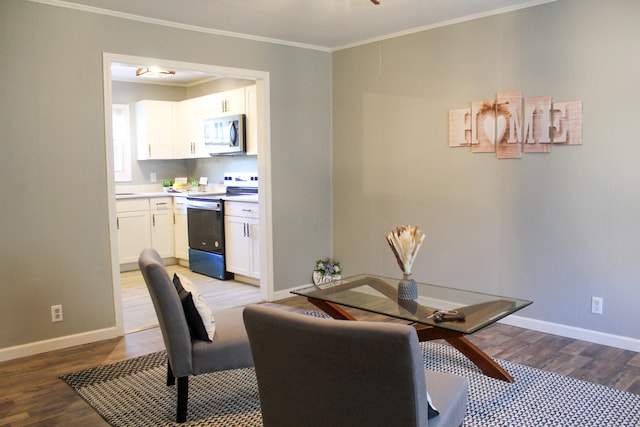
xmin=167 ymin=361 xmax=175 ymax=386
xmin=177 ymin=376 xmax=188 ymax=423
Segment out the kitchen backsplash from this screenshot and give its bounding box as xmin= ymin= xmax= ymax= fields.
xmin=115 ymin=182 xmax=227 ymax=194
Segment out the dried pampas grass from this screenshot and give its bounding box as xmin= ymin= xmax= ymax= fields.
xmin=385 ymin=224 xmax=425 ymax=275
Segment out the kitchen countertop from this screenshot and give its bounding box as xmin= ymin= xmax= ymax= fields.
xmin=115 ymin=191 xmax=225 ymax=200
xmin=115 ymin=192 xmax=170 ymax=199
xmin=115 ymin=191 xmax=257 ymax=203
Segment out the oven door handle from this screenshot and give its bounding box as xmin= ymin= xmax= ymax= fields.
xmin=186 ymin=200 xmax=222 ymax=210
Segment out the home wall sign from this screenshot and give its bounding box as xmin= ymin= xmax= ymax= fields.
xmin=449 ymin=91 xmax=582 ymax=159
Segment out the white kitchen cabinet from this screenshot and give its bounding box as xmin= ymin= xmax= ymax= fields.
xmin=173 ymin=196 xmax=189 ymax=261
xmin=116 ymin=199 xmax=151 ymax=264
xmin=224 ymin=201 xmax=260 ymax=279
xmin=136 ymin=100 xmax=174 ymax=160
xmin=150 ymin=197 xmax=174 ymax=259
xmin=116 ymin=197 xmax=176 ymax=265
xmin=136 ymin=87 xmax=251 ymax=160
xmin=207 ymin=87 xmax=246 ymax=117
xmin=173 ymin=96 xmax=208 ymax=159
xmin=244 ymin=85 xmax=258 ymax=155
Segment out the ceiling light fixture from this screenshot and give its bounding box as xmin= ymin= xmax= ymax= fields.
xmin=370 ymin=0 xmax=380 ymax=4
xmin=135 ymin=66 xmax=176 ymax=78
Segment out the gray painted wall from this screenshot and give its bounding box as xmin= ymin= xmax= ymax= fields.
xmin=332 ymin=0 xmax=640 ymax=340
xmin=0 ymin=0 xmax=331 ymax=348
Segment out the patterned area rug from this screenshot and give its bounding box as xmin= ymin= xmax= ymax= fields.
xmin=61 ymin=336 xmax=640 ymax=426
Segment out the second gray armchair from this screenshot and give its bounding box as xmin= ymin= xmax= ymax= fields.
xmin=243 ymin=304 xmax=469 ymax=427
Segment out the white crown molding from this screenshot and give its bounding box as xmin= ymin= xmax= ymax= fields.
xmin=332 ymin=0 xmax=558 ymax=51
xmin=28 ymin=0 xmax=557 ymax=53
xmin=27 ymin=0 xmax=331 ymax=53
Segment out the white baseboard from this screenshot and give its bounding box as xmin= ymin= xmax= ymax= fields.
xmin=273 ymin=284 xmax=312 ymax=302
xmin=274 ymin=285 xmax=640 ymax=353
xmin=2 ymin=310 xmax=637 ymax=364
xmin=0 ymin=327 xmax=120 ymax=363
xmin=499 ymin=315 xmax=640 ymax=352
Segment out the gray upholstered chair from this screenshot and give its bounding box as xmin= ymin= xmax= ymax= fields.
xmin=138 ymin=248 xmax=254 ymax=423
xmin=243 ymin=304 xmax=468 ymax=427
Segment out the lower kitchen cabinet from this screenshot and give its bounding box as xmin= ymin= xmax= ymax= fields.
xmin=173 ymin=196 xmax=189 ymax=261
xmin=116 ymin=197 xmax=174 ymax=265
xmin=116 ymin=199 xmax=152 ymax=264
xmin=150 ymin=197 xmax=174 ymax=259
xmin=224 ymin=201 xmax=260 ymax=279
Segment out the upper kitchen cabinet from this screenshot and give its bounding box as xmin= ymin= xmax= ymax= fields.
xmin=173 ymin=96 xmax=208 ymax=159
xmin=206 ymin=87 xmax=246 ymax=117
xmin=135 ymin=85 xmax=257 ymax=160
xmin=136 ymin=100 xmax=174 ymax=160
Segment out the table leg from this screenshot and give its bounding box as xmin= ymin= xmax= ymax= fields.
xmin=443 ymin=336 xmax=514 ymax=382
xmin=308 ymin=297 xmax=514 ymax=382
xmin=413 ymin=323 xmax=514 ymax=382
xmin=307 ymin=298 xmax=357 ymax=321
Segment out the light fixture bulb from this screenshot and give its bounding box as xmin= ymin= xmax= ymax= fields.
xmin=135 ymin=67 xmax=176 ymax=78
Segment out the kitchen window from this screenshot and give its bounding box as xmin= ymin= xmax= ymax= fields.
xmin=112 ymin=104 xmax=132 ymax=182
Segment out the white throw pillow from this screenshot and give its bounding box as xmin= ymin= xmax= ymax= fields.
xmin=176 ymin=273 xmax=216 ymax=340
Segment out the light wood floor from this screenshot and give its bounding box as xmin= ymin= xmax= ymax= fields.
xmin=120 ymin=265 xmax=262 ymax=333
xmin=1 ymin=276 xmax=639 ymax=425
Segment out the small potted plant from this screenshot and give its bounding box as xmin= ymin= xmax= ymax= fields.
xmin=313 ymin=258 xmax=342 ymax=285
xmin=189 ymin=178 xmax=200 ymax=191
xmin=162 ymin=179 xmax=174 ymax=192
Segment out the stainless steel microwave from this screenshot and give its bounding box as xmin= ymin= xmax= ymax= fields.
xmin=203 ymin=114 xmax=246 ymax=155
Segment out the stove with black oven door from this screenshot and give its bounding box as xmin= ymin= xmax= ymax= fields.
xmin=186 ymin=195 xmax=233 ymax=280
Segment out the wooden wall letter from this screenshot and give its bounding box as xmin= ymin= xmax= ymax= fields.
xmin=471 ymin=101 xmax=497 ymax=153
xmin=448 ymin=108 xmax=471 ymax=147
xmin=551 ymin=101 xmax=582 ymax=145
xmin=523 ymin=96 xmax=552 ymax=153
xmin=496 ymin=91 xmax=522 ymax=159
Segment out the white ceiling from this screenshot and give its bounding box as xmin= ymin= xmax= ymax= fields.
xmin=59 ymin=0 xmax=555 ymax=51
xmin=111 ymin=62 xmax=225 ymax=86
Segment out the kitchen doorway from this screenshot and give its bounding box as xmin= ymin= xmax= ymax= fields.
xmin=102 ymin=53 xmax=273 ymax=335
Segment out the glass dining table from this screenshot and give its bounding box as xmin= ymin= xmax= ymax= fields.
xmin=292 ymin=274 xmax=532 ymax=382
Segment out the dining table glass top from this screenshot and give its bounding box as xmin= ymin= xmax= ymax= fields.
xmin=292 ymin=274 xmax=532 ymax=334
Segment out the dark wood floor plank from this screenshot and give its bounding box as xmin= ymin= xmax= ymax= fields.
xmin=1 ymin=290 xmax=637 ymax=425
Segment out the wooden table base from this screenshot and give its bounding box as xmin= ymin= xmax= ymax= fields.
xmin=308 ymin=298 xmax=514 ymax=383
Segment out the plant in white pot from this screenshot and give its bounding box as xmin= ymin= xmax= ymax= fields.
xmin=313 ymin=258 xmax=342 ymax=285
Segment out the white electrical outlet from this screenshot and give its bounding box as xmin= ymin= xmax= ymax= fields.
xmin=591 ymin=297 xmax=603 ymax=315
xmin=51 ymin=304 xmax=63 ymax=322
xmin=150 ymin=172 xmax=157 ymax=182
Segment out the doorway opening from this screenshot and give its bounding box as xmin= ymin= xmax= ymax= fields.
xmin=102 ymin=53 xmax=273 ymax=334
